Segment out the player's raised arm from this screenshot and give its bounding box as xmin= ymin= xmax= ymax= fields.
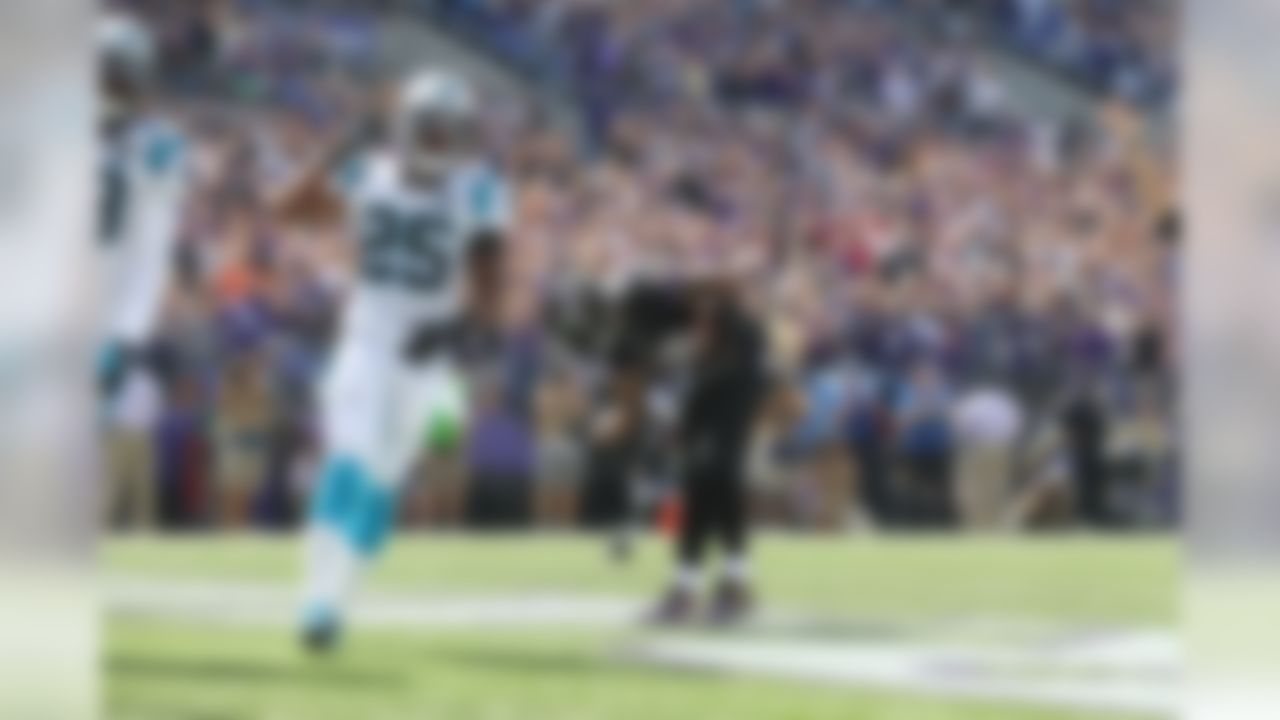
xmin=98 ymin=12 xmax=189 ymax=396
xmin=110 ymin=121 xmax=188 ymax=348
xmin=265 ymin=119 xmax=373 ymax=226
xmin=263 ymin=122 xmax=355 ymax=224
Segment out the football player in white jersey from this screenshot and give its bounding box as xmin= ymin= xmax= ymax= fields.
xmin=271 ymin=70 xmax=510 ymax=651
xmin=98 ymin=12 xmax=188 ymax=526
xmin=98 ymin=12 xmax=187 ymax=397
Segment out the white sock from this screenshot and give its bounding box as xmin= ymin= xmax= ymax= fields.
xmin=302 ymin=524 xmax=363 ymax=617
xmin=723 ymin=554 xmax=751 ymax=584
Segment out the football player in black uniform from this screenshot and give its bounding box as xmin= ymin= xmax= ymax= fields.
xmin=605 ymin=275 xmax=769 ymax=625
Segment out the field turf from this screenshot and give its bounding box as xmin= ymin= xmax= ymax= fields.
xmin=105 ymin=534 xmax=1176 ymax=720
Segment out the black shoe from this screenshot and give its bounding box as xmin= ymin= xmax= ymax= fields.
xmin=707 ymin=579 xmax=753 ymax=627
xmin=300 ymin=608 xmax=342 ymax=655
xmin=647 ymin=586 xmax=696 ymax=627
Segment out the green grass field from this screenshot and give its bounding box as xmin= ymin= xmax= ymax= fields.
xmin=105 ymin=534 xmax=1177 ymax=720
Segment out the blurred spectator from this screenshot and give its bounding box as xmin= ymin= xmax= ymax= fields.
xmin=778 ymin=354 xmax=856 ymax=530
xmin=465 ymin=370 xmax=535 ymax=528
xmin=105 ymin=0 xmax=1178 ymax=535
xmin=154 ymin=374 xmax=212 ymax=529
xmin=1106 ymin=383 xmax=1173 ymax=527
xmin=894 ymin=362 xmax=956 ymax=527
xmin=951 ymin=380 xmax=1024 ymax=530
xmin=533 ymin=367 xmax=587 ymax=527
xmin=1061 ymin=378 xmax=1111 ymax=526
xmin=846 ymin=370 xmax=894 ymax=525
xmin=213 ymin=350 xmax=272 ymax=527
xmin=103 ymin=367 xmax=163 ymax=530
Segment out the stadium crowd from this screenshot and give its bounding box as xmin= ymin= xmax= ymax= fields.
xmin=971 ymin=0 xmax=1176 ymax=107
xmin=104 ymin=0 xmax=1178 ymax=533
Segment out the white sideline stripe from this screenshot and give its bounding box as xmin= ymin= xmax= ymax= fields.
xmin=107 ymin=576 xmax=1180 ymax=715
xmin=630 ymin=636 xmax=1181 ymax=715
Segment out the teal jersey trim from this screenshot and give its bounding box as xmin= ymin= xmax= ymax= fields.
xmin=466 ymin=167 xmax=509 ymax=230
xmin=141 ymin=124 xmax=185 ymax=178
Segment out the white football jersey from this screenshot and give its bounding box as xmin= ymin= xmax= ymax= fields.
xmin=99 ymin=117 xmax=188 ymax=345
xmin=336 ymin=151 xmax=510 ymax=351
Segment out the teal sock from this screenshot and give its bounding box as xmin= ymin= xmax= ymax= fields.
xmin=347 ymin=479 xmax=397 ymax=557
xmin=310 ymin=456 xmax=362 ymax=530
